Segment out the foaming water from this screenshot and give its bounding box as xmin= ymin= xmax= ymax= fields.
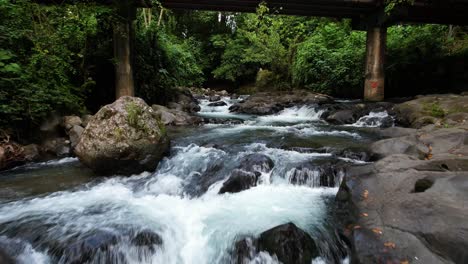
xmin=0 ymin=98 xmax=376 ymax=263
xmin=7 ymin=157 xmax=79 ymax=172
xmin=0 ymin=176 xmax=337 ymax=264
xmin=257 ymin=105 xmax=324 ymax=124
xmin=198 ymin=97 xmax=251 ymax=120
xmin=348 ymin=111 xmax=394 ymax=128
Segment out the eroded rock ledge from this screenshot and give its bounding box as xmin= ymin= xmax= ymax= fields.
xmin=336 ymin=94 xmax=468 ymax=264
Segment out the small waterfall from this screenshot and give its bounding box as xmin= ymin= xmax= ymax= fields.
xmin=257 ymin=105 xmax=324 ymax=124
xmin=349 ymin=111 xmax=394 ymax=128
xmin=286 ymin=165 xmax=345 ymax=188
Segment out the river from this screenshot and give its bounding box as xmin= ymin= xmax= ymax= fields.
xmin=0 ymin=97 xmax=391 ymax=264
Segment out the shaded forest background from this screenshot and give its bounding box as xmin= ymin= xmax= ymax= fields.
xmin=1 ymin=0 xmax=467 ymax=134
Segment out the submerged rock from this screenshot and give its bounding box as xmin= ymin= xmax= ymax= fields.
xmin=232 ymin=223 xmax=318 ymax=264
xmin=238 ymin=153 xmax=274 ymax=174
xmin=62 ymin=231 xmax=119 ymax=264
xmin=75 ymin=96 xmax=170 ymax=175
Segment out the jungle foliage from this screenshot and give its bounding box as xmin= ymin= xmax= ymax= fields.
xmin=1 ymin=0 xmax=467 ymax=133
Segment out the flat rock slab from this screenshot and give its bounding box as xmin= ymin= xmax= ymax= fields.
xmin=337 ymin=125 xmax=468 ymax=264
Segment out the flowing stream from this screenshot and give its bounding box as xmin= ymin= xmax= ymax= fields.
xmin=0 ymin=97 xmax=386 ymax=264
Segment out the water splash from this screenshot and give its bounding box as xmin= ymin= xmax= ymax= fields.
xmin=349 ymin=111 xmax=394 ymax=128
xmin=257 ymin=105 xmax=324 ymax=124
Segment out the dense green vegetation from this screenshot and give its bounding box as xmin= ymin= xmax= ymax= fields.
xmin=1 ymin=0 xmax=467 ymax=135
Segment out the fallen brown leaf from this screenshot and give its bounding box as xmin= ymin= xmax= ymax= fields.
xmin=362 ymin=190 xmax=369 ymax=199
xmin=384 ymin=242 xmax=396 ymax=249
xmin=400 ymin=260 xmax=409 ymax=264
xmin=372 ymin=228 xmax=383 ymax=235
xmin=361 ymin=213 xmax=369 ymax=217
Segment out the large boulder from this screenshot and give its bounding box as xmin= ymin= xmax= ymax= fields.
xmin=232 ymin=223 xmax=319 ymax=264
xmin=75 ymin=97 xmax=170 ymax=175
xmin=337 ymin=120 xmax=468 ymax=264
xmin=229 ymin=91 xmax=332 ymax=115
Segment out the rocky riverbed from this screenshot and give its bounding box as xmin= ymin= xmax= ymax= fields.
xmin=0 ymin=89 xmax=467 ymax=264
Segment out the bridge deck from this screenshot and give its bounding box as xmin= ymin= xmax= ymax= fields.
xmin=160 ymin=0 xmax=468 ymax=25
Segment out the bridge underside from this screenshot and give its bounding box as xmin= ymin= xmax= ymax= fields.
xmin=161 ymin=0 xmax=468 ymax=26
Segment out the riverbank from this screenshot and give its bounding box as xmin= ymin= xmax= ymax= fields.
xmin=336 ymin=94 xmax=468 ymax=264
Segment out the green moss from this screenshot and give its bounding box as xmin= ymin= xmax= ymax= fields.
xmin=157 ymin=118 xmax=166 ymax=136
xmin=126 ymin=102 xmax=143 ymax=128
xmin=423 ymin=102 xmax=445 ymax=118
xmin=114 ymin=127 xmax=124 ymax=141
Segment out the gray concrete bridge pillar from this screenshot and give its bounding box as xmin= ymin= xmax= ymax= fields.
xmin=114 ymin=3 xmax=136 ymax=98
xmin=364 ymin=26 xmax=387 ymax=101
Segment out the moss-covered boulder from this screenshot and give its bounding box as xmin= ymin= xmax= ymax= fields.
xmin=75 ymin=96 xmax=170 ymax=175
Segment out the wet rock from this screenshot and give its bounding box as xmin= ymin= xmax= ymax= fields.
xmin=232 ymin=237 xmax=258 ymax=263
xmin=371 ymin=128 xmax=466 ymax=160
xmin=207 ymin=101 xmax=227 ymax=107
xmin=326 ymin=110 xmax=356 ymax=125
xmin=68 ymin=125 xmax=84 ymax=149
xmin=131 ymin=230 xmax=163 ymax=250
xmin=169 ymin=88 xmax=201 ymax=113
xmin=152 ymin=105 xmax=203 ymax=126
xmin=219 ymin=169 xmax=259 ymax=194
xmin=238 ymin=153 xmax=274 ymax=173
xmin=257 ymin=223 xmax=319 ymax=264
xmin=209 ymin=95 xmax=221 ymax=102
xmin=23 ymin=144 xmax=40 ymax=162
xmin=231 ymin=93 xmax=239 ymax=100
xmin=75 ymin=96 xmax=170 ymax=175
xmin=63 ymin=231 xmax=119 ymax=264
xmin=62 ymin=116 xmax=82 ymax=130
xmin=378 ymin=127 xmax=417 ymax=138
xmin=232 ymin=223 xmax=319 ymax=264
xmin=336 ymin=149 xmax=370 ymax=162
xmin=230 ymin=91 xmax=332 ymax=115
xmin=41 ymin=137 xmax=71 ymax=157
xmin=337 ymin=154 xmax=468 ymax=264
